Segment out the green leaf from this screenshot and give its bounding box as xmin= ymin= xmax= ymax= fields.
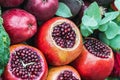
xmin=0 ymin=10 xmax=10 ymax=76
xmin=117 ymin=26 xmax=120 ymax=34
xmin=0 ymin=68 xmax=4 ymax=76
xmin=105 ymin=21 xmax=119 ymax=39
xmin=55 ymin=2 xmax=72 ymax=18
xmin=99 ymin=22 xmax=108 ymax=31
xmin=80 ymin=24 xmax=93 ymax=37
xmin=99 ymin=33 xmax=110 ymax=45
xmin=99 ymin=11 xmax=119 ymax=25
xmin=82 ymin=15 xmax=98 ymax=26
xmin=84 ymin=2 xmax=101 ymax=22
xmin=109 ymin=35 xmax=120 ymax=51
xmin=115 ymin=0 xmax=120 ymax=10
xmin=105 ymin=77 xmax=120 ymax=80
xmin=89 ymin=25 xmax=99 ymax=30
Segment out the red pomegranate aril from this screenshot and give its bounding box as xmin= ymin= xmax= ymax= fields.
xmin=72 ymin=37 xmax=114 ymax=80
xmin=3 ymin=44 xmax=48 ymax=80
xmin=57 ymin=70 xmax=79 ymax=80
xmin=52 ymin=22 xmax=76 ymax=48
xmin=84 ymin=38 xmax=110 ymax=58
xmin=47 ymin=65 xmax=81 ymax=80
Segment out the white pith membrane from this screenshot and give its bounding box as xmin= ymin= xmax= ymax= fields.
xmin=56 ymin=70 xmax=80 ymax=80
xmin=50 ymin=20 xmax=81 ymax=51
xmin=84 ymin=38 xmax=112 ymax=58
xmin=10 ymin=47 xmax=43 ymax=79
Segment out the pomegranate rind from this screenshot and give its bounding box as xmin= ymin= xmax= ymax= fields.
xmin=2 ymin=8 xmax=37 ymax=44
xmin=3 ymin=44 xmax=48 ymax=80
xmin=72 ymin=45 xmax=114 ymax=80
xmin=46 ymin=65 xmax=81 ymax=80
xmin=35 ymin=17 xmax=83 ymax=66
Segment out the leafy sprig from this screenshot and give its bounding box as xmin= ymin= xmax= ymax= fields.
xmin=80 ymin=2 xmax=120 ymax=52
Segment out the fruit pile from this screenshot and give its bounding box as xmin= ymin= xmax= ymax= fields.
xmin=0 ymin=0 xmax=120 ymax=80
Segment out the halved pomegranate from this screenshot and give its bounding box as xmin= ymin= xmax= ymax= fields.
xmin=72 ymin=37 xmax=114 ymax=80
xmin=35 ymin=17 xmax=83 ymax=66
xmin=3 ymin=44 xmax=48 ymax=80
xmin=47 ymin=65 xmax=81 ymax=80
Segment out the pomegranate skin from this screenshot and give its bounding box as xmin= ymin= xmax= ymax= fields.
xmin=72 ymin=46 xmax=114 ymax=80
xmin=47 ymin=65 xmax=81 ymax=80
xmin=2 ymin=8 xmax=37 ymax=44
xmin=3 ymin=44 xmax=48 ymax=80
xmin=35 ymin=17 xmax=83 ymax=66
xmin=25 ymin=0 xmax=58 ymax=21
xmin=110 ymin=52 xmax=120 ymax=77
xmin=0 ymin=0 xmax=24 ymax=7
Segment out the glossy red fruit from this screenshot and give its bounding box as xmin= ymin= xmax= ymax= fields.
xmin=79 ymin=0 xmax=90 ymax=21
xmin=110 ymin=1 xmax=118 ymax=11
xmin=110 ymin=52 xmax=120 ymax=77
xmin=3 ymin=44 xmax=48 ymax=80
xmin=2 ymin=8 xmax=37 ymax=44
xmin=25 ymin=0 xmax=58 ymax=21
xmin=88 ymin=0 xmax=113 ymax=6
xmin=72 ymin=37 xmax=114 ymax=80
xmin=35 ymin=17 xmax=83 ymax=66
xmin=0 ymin=0 xmax=24 ymax=7
xmin=47 ymin=65 xmax=81 ymax=80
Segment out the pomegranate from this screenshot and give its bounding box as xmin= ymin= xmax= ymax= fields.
xmin=110 ymin=52 xmax=120 ymax=77
xmin=35 ymin=17 xmax=83 ymax=66
xmin=79 ymin=0 xmax=90 ymax=20
xmin=47 ymin=65 xmax=81 ymax=80
xmin=110 ymin=1 xmax=118 ymax=11
xmin=24 ymin=0 xmax=58 ymax=21
xmin=88 ymin=0 xmax=113 ymax=6
xmin=3 ymin=44 xmax=48 ymax=80
xmin=2 ymin=8 xmax=37 ymax=44
xmin=0 ymin=0 xmax=24 ymax=7
xmin=72 ymin=37 xmax=114 ymax=80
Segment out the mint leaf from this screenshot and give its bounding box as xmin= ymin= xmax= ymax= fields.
xmin=115 ymin=0 xmax=120 ymax=10
xmin=109 ymin=35 xmax=120 ymax=51
xmin=105 ymin=21 xmax=119 ymax=39
xmin=82 ymin=15 xmax=98 ymax=26
xmin=84 ymin=2 xmax=101 ymax=22
xmin=99 ymin=22 xmax=108 ymax=31
xmin=99 ymin=33 xmax=110 ymax=45
xmin=56 ymin=2 xmax=72 ymax=18
xmin=117 ymin=26 xmax=120 ymax=34
xmin=99 ymin=11 xmax=119 ymax=25
xmin=80 ymin=24 xmax=93 ymax=37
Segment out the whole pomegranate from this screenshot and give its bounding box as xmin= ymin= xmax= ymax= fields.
xmin=25 ymin=0 xmax=59 ymax=21
xmin=2 ymin=8 xmax=37 ymax=44
xmin=0 ymin=0 xmax=24 ymax=7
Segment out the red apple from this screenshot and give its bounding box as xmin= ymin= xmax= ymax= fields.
xmin=0 ymin=0 xmax=24 ymax=7
xmin=24 ymin=0 xmax=58 ymax=21
xmin=2 ymin=8 xmax=37 ymax=44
